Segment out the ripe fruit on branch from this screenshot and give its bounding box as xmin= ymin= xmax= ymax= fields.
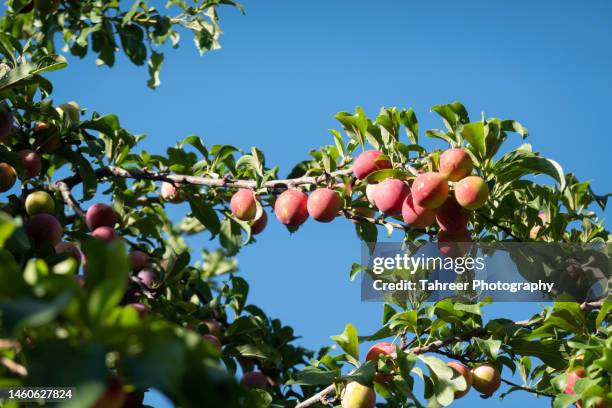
xmin=161 ymin=181 xmax=182 ymax=203
xmin=471 ymin=364 xmax=501 ymax=395
xmin=0 ymin=110 xmax=13 ymax=142
xmin=412 ymin=172 xmax=449 ymax=209
xmin=365 ymin=342 xmax=397 ymax=383
xmin=18 ymin=150 xmax=42 ymax=179
xmin=439 ymin=148 xmax=473 ymax=181
xmin=55 ymin=242 xmax=83 ymax=265
xmin=454 ymin=176 xmax=489 ymax=210
xmin=565 ymin=368 xmax=586 ymax=395
xmin=401 ymin=193 xmax=435 ymax=228
xmin=341 ymin=381 xmax=375 ymax=408
xmin=91 ymin=226 xmax=119 ymax=243
xmin=240 ymin=371 xmax=269 ymax=390
xmin=438 ymin=229 xmax=472 ymax=258
xmin=203 ymin=318 xmax=224 ymax=340
xmin=92 ymin=376 xmax=127 ymax=408
xmin=27 ymin=213 xmax=62 ymax=247
xmin=128 ymin=250 xmax=150 ymax=271
xmin=136 ymin=269 xmax=157 ymax=290
xmin=447 ymin=361 xmax=472 ymax=399
xmin=307 ymin=188 xmax=341 ymax=222
xmin=529 ymin=211 xmax=549 ymax=240
xmin=352 ymin=150 xmax=392 ymax=180
xmin=373 ymin=179 xmax=409 ymax=215
xmin=202 ymin=334 xmax=222 ymax=353
xmin=230 ymin=189 xmax=258 ymax=221
xmin=435 ymin=195 xmax=469 ymax=232
xmin=55 ymin=101 xmax=80 ymax=122
xmin=33 ymin=122 xmax=61 ymax=153
xmin=0 ymin=163 xmax=17 ymax=192
xmin=250 ymin=211 xmax=268 ymax=235
xmin=85 ymin=203 xmax=117 ymax=231
xmin=25 ymin=191 xmax=55 ymax=215
xmin=274 ymin=189 xmax=309 ymax=226
xmin=365 ymin=184 xmax=377 ymax=205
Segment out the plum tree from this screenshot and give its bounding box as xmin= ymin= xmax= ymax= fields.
xmin=411 ymin=172 xmax=449 ymax=209
xmin=471 ymin=364 xmax=501 ymax=395
xmin=373 ymin=178 xmax=409 ymax=215
xmin=439 ymin=148 xmax=473 ymax=181
xmin=274 ymin=189 xmax=309 ymax=226
xmin=565 ymin=368 xmax=586 ymax=395
xmin=25 ymin=191 xmax=55 ymax=215
xmin=240 ymin=371 xmax=269 ymax=390
xmin=128 ymin=250 xmax=150 ymax=271
xmin=91 ymin=226 xmax=119 ymax=243
xmin=0 ymin=162 xmax=16 ymax=192
xmin=352 ymin=150 xmax=392 ymax=179
xmin=307 ymin=188 xmax=341 ymax=222
xmin=401 ymin=193 xmax=436 ymax=228
xmin=17 ymin=149 xmax=42 ymax=178
xmin=447 ymin=361 xmax=472 ymax=399
xmin=85 ymin=203 xmax=117 ymax=231
xmin=161 ymin=181 xmax=182 ymax=203
xmin=454 ymin=176 xmax=489 ymax=210
xmin=230 ymin=189 xmax=258 ymax=221
xmin=26 ymin=213 xmax=62 ymax=247
xmin=341 ymin=381 xmax=376 ymax=408
xmin=435 ymin=195 xmax=469 ymax=232
xmin=0 ymin=5 xmax=608 ymax=408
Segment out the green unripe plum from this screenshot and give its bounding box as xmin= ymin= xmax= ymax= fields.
xmin=230 ymin=189 xmax=257 ymax=220
xmin=0 ymin=163 xmax=17 ymax=192
xmin=412 ymin=172 xmax=449 ymax=209
xmin=307 ymin=188 xmax=341 ymax=222
xmin=352 ymin=150 xmax=392 ymax=179
xmin=240 ymin=371 xmax=268 ymax=390
xmin=454 ymin=176 xmax=489 ymax=210
xmin=56 ymin=101 xmax=80 ymax=122
xmin=18 ymin=149 xmax=42 ymax=179
xmin=439 ymin=148 xmax=473 ymax=181
xmin=402 ymin=193 xmax=435 ymax=228
xmin=341 ymin=381 xmax=375 ymax=408
xmin=447 ymin=361 xmax=472 ymax=399
xmin=373 ymin=179 xmax=409 ymax=215
xmin=25 ymin=191 xmax=55 ymax=215
xmin=471 ymin=364 xmax=501 ymax=395
xmin=274 ymin=189 xmax=308 ymax=226
xmin=436 ymin=195 xmax=469 ymax=232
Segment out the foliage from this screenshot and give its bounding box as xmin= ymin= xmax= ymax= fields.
xmin=0 ymin=2 xmax=609 ymax=408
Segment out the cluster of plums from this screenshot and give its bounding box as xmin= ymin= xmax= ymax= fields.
xmin=221 ymin=147 xmax=489 ymax=256
xmin=341 ymin=342 xmax=502 ymax=408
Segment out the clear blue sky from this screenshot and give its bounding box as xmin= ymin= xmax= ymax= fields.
xmin=44 ymin=1 xmax=611 ymax=406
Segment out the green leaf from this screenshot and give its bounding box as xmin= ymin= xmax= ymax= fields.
xmin=235 ymin=343 xmax=282 ymax=365
xmin=0 ymin=291 xmax=71 ymax=333
xmin=331 ymin=324 xmax=360 ymax=360
xmin=473 ymin=338 xmax=502 ymax=359
xmin=462 ymin=122 xmax=485 ymax=158
xmin=431 ymin=102 xmax=469 ymax=132
xmin=188 ymin=197 xmax=220 ymax=236
xmin=288 ymin=367 xmax=340 ymax=386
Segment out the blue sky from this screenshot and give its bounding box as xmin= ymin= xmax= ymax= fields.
xmin=43 ymin=1 xmax=612 ymax=406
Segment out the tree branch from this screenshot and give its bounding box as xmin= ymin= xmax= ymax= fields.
xmin=294 ymin=300 xmax=606 ymax=408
